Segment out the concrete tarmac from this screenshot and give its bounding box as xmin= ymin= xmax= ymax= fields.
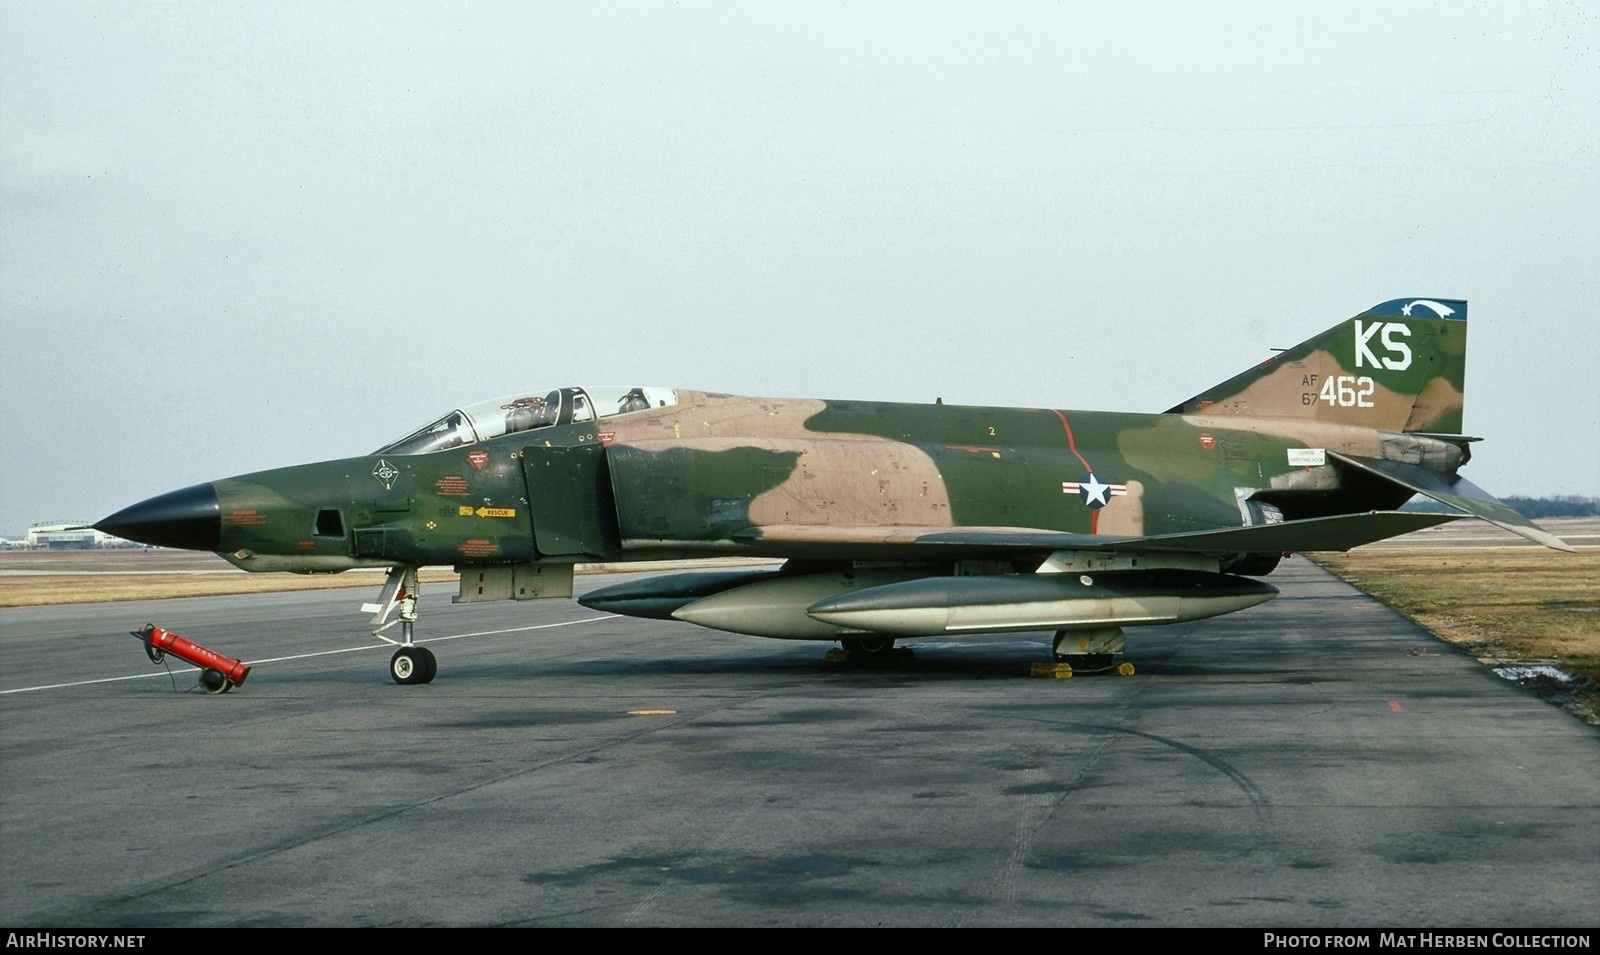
xmin=1 ymin=557 xmax=1596 ymax=928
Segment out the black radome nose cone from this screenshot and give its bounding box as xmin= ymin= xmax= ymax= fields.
xmin=96 ymin=483 xmax=221 ymax=551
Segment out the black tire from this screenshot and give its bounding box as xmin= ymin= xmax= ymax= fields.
xmin=199 ymin=668 xmax=228 ymax=694
xmin=1058 ymin=653 xmax=1116 ymax=672
xmin=842 ymin=636 xmax=896 ymax=662
xmin=417 ymin=647 xmax=438 ymax=685
xmin=390 ymin=647 xmax=425 ymax=685
xmin=1222 ymin=553 xmax=1282 ymax=576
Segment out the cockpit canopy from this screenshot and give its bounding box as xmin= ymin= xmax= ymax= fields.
xmin=376 ymin=386 xmax=678 ymax=455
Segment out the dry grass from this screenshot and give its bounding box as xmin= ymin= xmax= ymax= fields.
xmin=0 ymin=550 xmax=452 ymax=606
xmin=0 ymin=550 xmax=767 ymax=607
xmin=0 ymin=569 xmax=457 ymax=606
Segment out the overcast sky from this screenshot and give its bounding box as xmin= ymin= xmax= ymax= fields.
xmin=2 ymin=1 xmax=1596 ymax=536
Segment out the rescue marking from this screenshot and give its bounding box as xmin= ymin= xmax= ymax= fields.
xmin=372 ymin=459 xmax=400 ymax=489
xmin=1199 ymin=433 xmax=1216 ymax=450
xmin=467 ymin=450 xmax=490 ymax=470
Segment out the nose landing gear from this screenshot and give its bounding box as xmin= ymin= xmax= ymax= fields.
xmin=364 ymin=566 xmax=438 ymax=685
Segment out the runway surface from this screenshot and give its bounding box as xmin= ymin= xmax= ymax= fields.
xmin=2 ymin=557 xmax=1596 ymax=927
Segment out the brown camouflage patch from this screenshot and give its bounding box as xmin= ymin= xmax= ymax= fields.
xmin=1097 ymin=480 xmax=1146 ymax=536
xmin=1403 ymin=377 xmax=1466 ymax=433
xmin=747 ymin=439 xmax=954 ymax=527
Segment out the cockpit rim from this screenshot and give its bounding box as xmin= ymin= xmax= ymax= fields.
xmin=374 ymin=385 xmax=678 ymax=456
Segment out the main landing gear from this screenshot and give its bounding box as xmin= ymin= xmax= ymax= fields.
xmin=365 ymin=566 xmax=438 ymax=685
xmin=1032 ymin=627 xmax=1136 ymax=678
xmin=825 ymin=635 xmax=914 ymax=666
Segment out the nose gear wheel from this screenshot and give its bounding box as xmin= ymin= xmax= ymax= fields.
xmin=368 ymin=567 xmax=438 ymax=685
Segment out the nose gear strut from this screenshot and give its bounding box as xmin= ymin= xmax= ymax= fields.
xmin=363 ymin=566 xmax=437 ymax=685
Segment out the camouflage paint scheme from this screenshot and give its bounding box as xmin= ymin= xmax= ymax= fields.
xmin=97 ymin=298 xmax=1571 ymax=678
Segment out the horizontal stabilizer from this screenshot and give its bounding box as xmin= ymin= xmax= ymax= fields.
xmin=1329 ymin=453 xmax=1576 ymax=553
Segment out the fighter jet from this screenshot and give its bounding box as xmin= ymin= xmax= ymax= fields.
xmin=96 ymin=298 xmax=1571 ymax=684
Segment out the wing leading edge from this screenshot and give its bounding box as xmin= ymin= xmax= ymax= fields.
xmin=730 ymin=510 xmax=1468 ymax=560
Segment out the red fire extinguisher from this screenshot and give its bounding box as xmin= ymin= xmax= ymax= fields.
xmin=133 ymin=624 xmax=251 ymax=694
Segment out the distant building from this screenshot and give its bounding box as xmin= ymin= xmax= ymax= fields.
xmin=25 ymin=522 xmax=130 ymax=549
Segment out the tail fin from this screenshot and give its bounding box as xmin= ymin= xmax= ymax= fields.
xmin=1166 ymin=298 xmax=1468 ymax=434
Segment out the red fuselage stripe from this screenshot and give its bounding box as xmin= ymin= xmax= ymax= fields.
xmin=1052 ymin=409 xmax=1093 ymax=473
xmin=1052 ymin=409 xmax=1100 ymax=534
